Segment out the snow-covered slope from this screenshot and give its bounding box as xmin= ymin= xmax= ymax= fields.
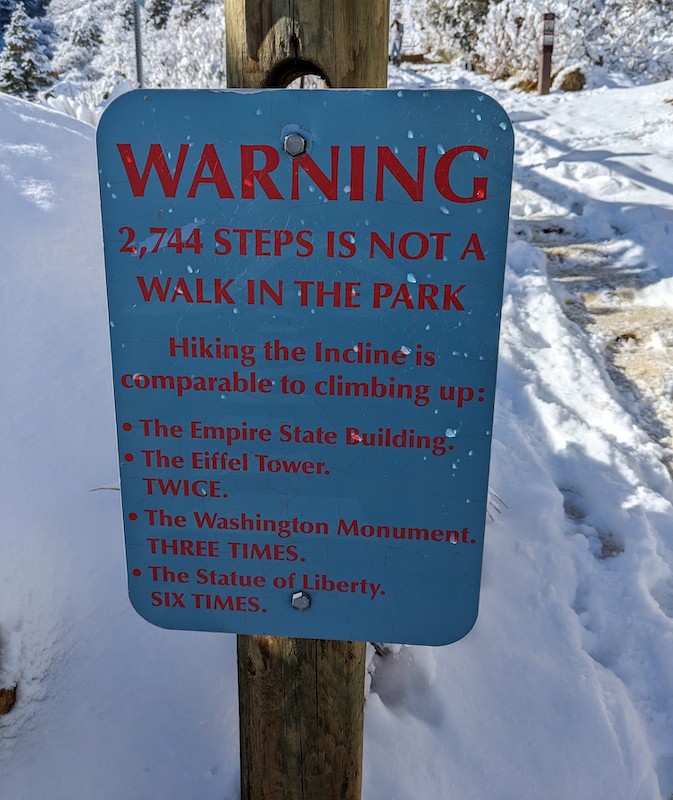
xmin=2 ymin=70 xmax=673 ymax=799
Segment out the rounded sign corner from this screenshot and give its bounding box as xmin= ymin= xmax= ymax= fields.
xmin=126 ymin=591 xmax=172 ymax=630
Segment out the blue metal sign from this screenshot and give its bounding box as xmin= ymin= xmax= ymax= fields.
xmin=97 ymin=89 xmax=513 ymax=645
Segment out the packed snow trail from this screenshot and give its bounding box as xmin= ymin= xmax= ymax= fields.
xmin=378 ymin=66 xmax=673 ymax=800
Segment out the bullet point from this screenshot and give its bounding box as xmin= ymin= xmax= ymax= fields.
xmin=122 ymin=422 xmax=132 ymax=431
xmin=128 ymin=512 xmax=138 ymax=521
xmin=124 ymin=453 xmax=134 ymax=462
xmin=132 ymin=569 xmax=142 ymax=577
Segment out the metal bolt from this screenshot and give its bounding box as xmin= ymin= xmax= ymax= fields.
xmin=283 ymin=132 xmax=307 ymax=157
xmin=291 ymin=590 xmax=311 ymax=611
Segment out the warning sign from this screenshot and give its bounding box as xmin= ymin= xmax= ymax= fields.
xmin=97 ymin=88 xmax=513 ymax=645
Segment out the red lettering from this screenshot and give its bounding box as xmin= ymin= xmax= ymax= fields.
xmin=460 ymin=232 xmax=486 ymax=260
xmin=372 ymin=282 xmax=393 ymax=308
xmin=418 ymin=284 xmax=439 ymax=309
xmin=228 ymin=542 xmax=298 ymax=560
xmin=443 ymin=284 xmax=466 ymax=310
xmin=296 ymin=230 xmax=313 ymax=256
xmin=370 ymin=231 xmax=394 ymax=259
xmin=214 ymin=228 xmax=232 ymax=255
xmin=291 ymin=147 xmax=339 ymax=200
xmin=187 ymin=143 xmax=234 ymax=198
xmin=191 ymin=593 xmax=261 ymax=611
xmin=434 ymin=146 xmax=488 ymax=203
xmin=241 ymin=145 xmax=282 ymax=199
xmin=375 ymin=146 xmax=426 ymax=201
xmin=135 ymin=277 xmax=234 ymax=304
xmin=389 ymin=284 xmax=414 ymax=309
xmin=172 ymin=276 xmax=194 ymax=302
xmin=147 ymin=538 xmax=219 ymax=556
xmin=137 ymin=276 xmax=170 ymax=302
xmin=349 ymin=145 xmax=365 ymax=201
xmin=117 ymin=143 xmax=189 ymax=198
xmin=274 ymin=229 xmax=292 ymax=254
xmin=143 ymin=478 xmax=222 ymax=496
xmin=115 ymin=142 xmax=492 ymax=204
xmin=372 ymin=283 xmax=466 ymax=310
xmin=399 ymin=232 xmax=428 ymax=260
xmin=151 ymin=591 xmax=185 ymax=607
xmin=255 ymin=229 xmax=271 ymax=256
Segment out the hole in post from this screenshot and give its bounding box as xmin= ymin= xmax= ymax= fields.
xmin=287 ymin=74 xmax=329 ymax=89
xmin=263 ymin=58 xmax=331 ymax=89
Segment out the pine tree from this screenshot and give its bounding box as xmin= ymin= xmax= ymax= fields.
xmin=146 ymin=0 xmax=171 ymax=29
xmin=476 ymin=1 xmax=540 ymax=81
xmin=171 ymin=0 xmax=208 ymax=25
xmin=50 ymin=4 xmax=102 ymax=80
xmin=91 ymin=0 xmax=135 ymax=89
xmin=23 ymin=0 xmax=47 ymax=17
xmin=141 ymin=0 xmax=224 ymax=88
xmin=424 ymin=0 xmax=489 ymax=67
xmin=0 ymin=1 xmax=49 ymax=96
xmin=0 ymin=0 xmax=16 ymax=41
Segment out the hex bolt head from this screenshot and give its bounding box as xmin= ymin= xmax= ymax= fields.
xmin=291 ymin=590 xmax=312 ymax=611
xmin=283 ymin=132 xmax=307 ymax=157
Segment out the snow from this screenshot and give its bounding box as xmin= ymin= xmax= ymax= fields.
xmin=3 ymin=65 xmax=673 ymax=799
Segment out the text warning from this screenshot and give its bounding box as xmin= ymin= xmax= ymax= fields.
xmin=97 ymin=89 xmax=513 ymax=645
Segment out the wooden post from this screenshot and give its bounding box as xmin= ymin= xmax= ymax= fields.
xmin=225 ymin=1 xmax=389 ymax=797
xmin=225 ymin=0 xmax=389 ymax=89
xmin=538 ymin=12 xmax=555 ymax=95
xmin=238 ymin=637 xmax=367 ymax=799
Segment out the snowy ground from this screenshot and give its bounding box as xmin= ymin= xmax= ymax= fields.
xmin=2 ymin=64 xmax=673 ymax=799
